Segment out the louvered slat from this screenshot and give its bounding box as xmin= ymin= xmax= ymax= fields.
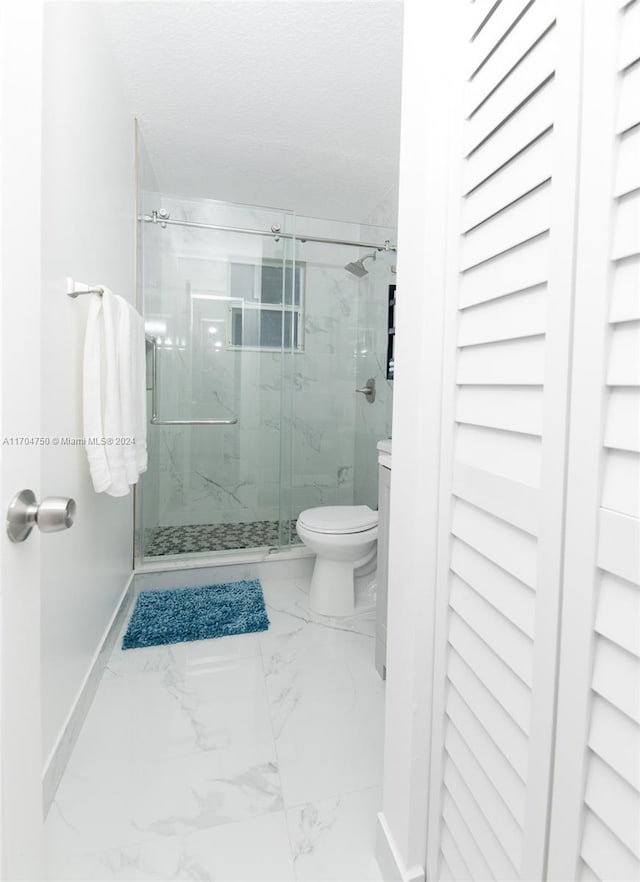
xmin=452 ymin=463 xmax=538 ymax=535
xmin=617 ymin=63 xmax=640 ymax=133
xmin=602 ymin=450 xmax=640 ymax=518
xmin=438 ymin=853 xmax=455 ymax=882
xmin=445 ymin=722 xmax=523 ymax=870
xmin=463 ymin=139 xmax=552 ymax=233
xmin=578 ymin=859 xmax=600 ymax=882
xmin=449 ymin=611 xmax=531 ymax=733
xmin=465 ymin=26 xmax=556 ymax=157
xmin=441 ymin=823 xmax=474 ymax=881
xmin=619 ymin=0 xmax=640 ymax=69
xmin=458 ymin=284 xmax=547 ymax=345
xmin=447 ymin=653 xmax=529 ymax=780
xmin=584 ymin=752 xmax=640 ymax=859
xmin=597 ymin=508 xmax=640 ymax=585
xmin=460 ymin=233 xmax=549 ymax=307
xmin=466 ymin=0 xmax=555 ymax=118
xmin=457 ymin=335 xmax=545 ymax=385
xmin=443 ymin=758 xmax=518 ymax=880
xmin=588 ymin=694 xmax=640 ymax=792
xmin=461 ymin=183 xmax=551 ymax=269
xmin=451 ymin=499 xmax=537 ymax=589
xmin=447 ymin=685 xmax=527 ymax=824
xmin=463 ymin=92 xmax=553 ymax=193
xmin=450 ymin=537 xmax=536 ymax=637
xmin=455 ymin=424 xmax=541 ymax=487
xmin=614 ymin=126 xmax=640 ymax=198
xmin=581 ymin=810 xmax=640 ymax=880
xmin=456 ymin=384 xmax=544 ymax=437
xmin=612 ymin=192 xmax=640 ymax=261
xmin=442 ymin=789 xmax=495 ymax=881
xmin=592 ymin=636 xmax=640 ymax=724
xmin=468 ymin=0 xmax=502 ymax=43
xmin=450 ymin=575 xmax=533 ymax=685
xmin=604 ymin=388 xmax=640 ymax=453
xmin=468 ymin=0 xmax=533 ymax=80
xmin=594 ymin=571 xmax=640 ymax=657
xmin=606 ymin=321 xmax=640 ymax=385
xmin=610 ymin=256 xmax=640 ymax=322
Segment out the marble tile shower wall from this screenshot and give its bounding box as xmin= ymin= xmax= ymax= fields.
xmin=354 ymin=190 xmax=397 ymax=509
xmin=141 ymin=195 xmax=391 ymax=534
xmin=289 ymin=216 xmax=363 ymax=518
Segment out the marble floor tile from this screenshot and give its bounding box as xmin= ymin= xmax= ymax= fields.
xmin=50 ymin=741 xmax=283 ymax=854
xmin=261 ymin=577 xmax=377 ymax=642
xmin=45 ymin=571 xmax=386 ymax=880
xmin=69 ymin=651 xmax=275 ymax=768
xmin=107 ymin=628 xmax=262 ymax=678
xmin=260 ymin=579 xmax=385 ymax=808
xmin=49 ymin=653 xmax=281 ymax=853
xmin=286 ymin=787 xmax=383 ymax=882
xmin=47 ymin=811 xmax=296 ymax=881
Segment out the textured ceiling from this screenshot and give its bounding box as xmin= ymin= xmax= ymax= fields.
xmin=100 ymin=1 xmax=404 ymax=222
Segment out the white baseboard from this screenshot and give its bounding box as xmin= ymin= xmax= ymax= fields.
xmin=376 ymin=812 xmax=426 ymax=882
xmin=42 ymin=573 xmax=135 ymax=816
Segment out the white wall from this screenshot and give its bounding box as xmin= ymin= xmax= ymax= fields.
xmin=40 ymin=3 xmax=135 ymax=768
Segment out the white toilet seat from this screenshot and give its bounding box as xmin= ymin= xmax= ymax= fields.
xmin=297 ymin=505 xmax=378 ymax=535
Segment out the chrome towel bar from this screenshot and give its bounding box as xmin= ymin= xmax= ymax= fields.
xmin=67 ymin=287 xmax=104 ymax=298
xmin=66 ymin=277 xmax=105 ymax=298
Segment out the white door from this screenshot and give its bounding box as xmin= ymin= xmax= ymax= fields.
xmin=0 ymin=0 xmax=45 ymax=877
xmin=547 ymin=1 xmax=640 ymax=878
xmin=423 ymin=1 xmax=584 ymax=878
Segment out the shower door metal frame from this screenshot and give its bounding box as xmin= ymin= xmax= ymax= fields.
xmin=141 ymin=210 xmax=397 ymax=252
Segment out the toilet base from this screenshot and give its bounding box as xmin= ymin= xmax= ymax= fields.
xmin=309 ymin=556 xmax=356 ymax=617
xmin=308 ymin=545 xmax=377 ymax=617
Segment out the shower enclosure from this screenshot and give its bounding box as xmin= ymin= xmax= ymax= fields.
xmin=135 ymin=192 xmax=395 ymax=563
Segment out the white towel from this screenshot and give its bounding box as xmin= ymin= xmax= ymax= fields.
xmin=82 ymin=288 xmax=147 ymax=496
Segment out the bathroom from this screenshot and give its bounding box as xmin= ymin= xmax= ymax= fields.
xmin=1 ymin=2 xmax=639 ymax=881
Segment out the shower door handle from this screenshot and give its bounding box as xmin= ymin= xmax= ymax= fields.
xmin=146 ymin=336 xmax=238 ymax=426
xmin=150 ymin=417 xmax=238 ymax=426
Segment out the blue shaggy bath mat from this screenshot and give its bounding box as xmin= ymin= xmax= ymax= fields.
xmin=122 ymin=579 xmax=269 ymax=650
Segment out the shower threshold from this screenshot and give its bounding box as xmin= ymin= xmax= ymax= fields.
xmin=144 ymin=518 xmax=300 ymax=557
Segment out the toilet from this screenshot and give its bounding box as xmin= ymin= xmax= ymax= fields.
xmin=296 ymin=505 xmax=378 ymax=617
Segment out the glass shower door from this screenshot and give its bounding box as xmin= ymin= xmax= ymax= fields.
xmin=139 ymin=194 xmax=296 ymax=560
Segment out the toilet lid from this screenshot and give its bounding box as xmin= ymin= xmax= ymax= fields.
xmin=297 ymin=505 xmax=378 ymax=534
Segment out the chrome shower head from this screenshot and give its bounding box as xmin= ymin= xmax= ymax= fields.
xmin=344 ymin=251 xmax=377 ymax=277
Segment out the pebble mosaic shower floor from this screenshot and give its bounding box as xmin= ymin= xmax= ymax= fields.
xmin=145 ymin=519 xmax=301 ymax=556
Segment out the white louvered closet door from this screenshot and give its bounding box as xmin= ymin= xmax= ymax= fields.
xmin=425 ymin=1 xmax=583 ymax=880
xmin=547 ymin=2 xmax=640 ymax=880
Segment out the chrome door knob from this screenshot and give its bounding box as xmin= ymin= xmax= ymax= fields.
xmin=6 ymin=489 xmax=76 ymax=543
